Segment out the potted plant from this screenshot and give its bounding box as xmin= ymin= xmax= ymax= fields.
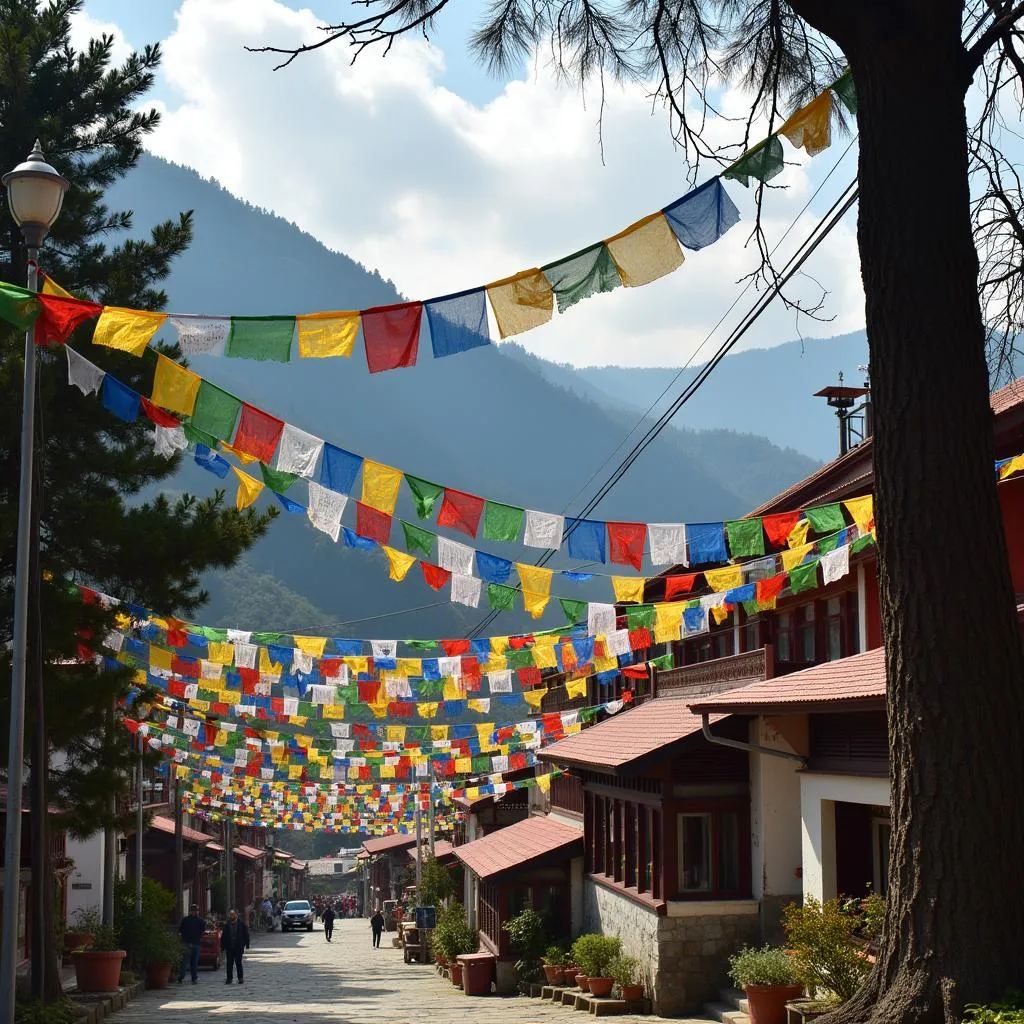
xmin=571 ymin=934 xmax=599 ymax=991
xmin=556 ymin=956 xmax=576 ymax=986
xmin=502 ymin=907 xmax=549 ymax=983
xmin=727 ymin=945 xmax=803 ymax=1024
xmin=585 ymin=936 xmax=622 ymax=998
xmin=542 ymin=945 xmax=567 ymax=985
xmin=433 ymin=903 xmax=476 ymax=988
xmin=610 ymin=953 xmax=643 ymax=1001
xmin=65 ymin=906 xmax=101 ymax=956
xmin=782 ymin=897 xmax=872 ymax=1004
xmin=72 ymin=924 xmax=127 ymax=993
xmin=135 ymin=927 xmax=184 ymax=990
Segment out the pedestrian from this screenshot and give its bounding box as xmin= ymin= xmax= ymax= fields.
xmin=177 ymin=903 xmax=205 ymax=984
xmin=370 ymin=908 xmax=384 ymax=948
xmin=323 ymin=904 xmax=336 ymax=942
xmin=220 ymin=909 xmax=251 ymax=985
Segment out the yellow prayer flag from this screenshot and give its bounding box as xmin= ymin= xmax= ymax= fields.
xmin=322 ymin=705 xmax=346 ymax=719
xmin=532 ymin=644 xmax=557 ymax=670
xmin=319 ymin=764 xmax=333 ymax=780
xmin=259 ymin=647 xmax=281 ymax=674
xmin=232 ymin=466 xmax=264 ymax=511
xmin=517 ymin=563 xmax=553 ymax=619
xmin=843 ymin=495 xmax=875 ymax=533
xmin=490 ymin=636 xmax=510 ymax=656
xmin=221 ymin=440 xmax=259 ymax=465
xmin=999 ymin=454 xmax=1024 ymax=479
xmin=594 ymin=654 xmax=617 ymax=673
xmin=468 ymin=699 xmax=489 ymax=714
xmin=605 ymin=212 xmax=685 ymax=287
xmin=611 ymin=576 xmax=646 ymax=604
xmin=149 ymin=644 xmax=172 ymax=671
xmin=654 ymin=603 xmax=685 ymax=643
xmin=443 ymin=677 xmax=464 ymax=700
xmin=175 ymin=764 xmax=190 ymax=780
xmin=151 ymin=354 xmax=201 ymax=416
xmin=781 ymin=542 xmax=813 ymax=572
xmin=361 ymin=460 xmax=403 ymax=514
xmin=455 ymin=757 xmax=473 ymax=774
xmin=207 ymin=642 xmax=234 ymax=665
xmin=288 ymin=764 xmax=303 ymax=780
xmin=396 ymin=658 xmax=421 ymax=678
xmin=344 ymin=656 xmax=369 ymax=676
xmin=465 ymin=786 xmax=481 ymax=800
xmin=522 ymin=591 xmax=550 ymax=619
xmin=380 ymin=764 xmax=396 ymax=779
xmin=92 ymin=307 xmax=167 ymax=357
xmin=787 ymin=518 xmax=810 ymax=549
xmin=522 ymin=688 xmax=545 ymax=708
xmin=711 ymin=604 xmax=731 ymax=626
xmin=383 ymin=545 xmax=417 ymax=582
xmin=565 ymin=678 xmax=587 ymax=700
xmin=536 ymin=773 xmax=552 ymax=794
xmin=483 ymin=653 xmax=507 ymax=674
xmin=431 ymin=725 xmax=449 ymax=741
xmin=485 ymin=268 xmax=554 ymax=338
xmin=704 ymin=565 xmax=742 ymax=593
xmin=780 ymin=90 xmax=833 ymax=156
xmin=296 ymin=311 xmax=360 ymax=359
xmin=190 ymin=699 xmax=210 ymax=713
xmin=294 ymin=635 xmax=328 ymax=657
xmin=41 ymin=274 xmax=74 ymax=299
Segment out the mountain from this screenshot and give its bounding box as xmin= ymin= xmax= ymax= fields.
xmin=103 ymin=155 xmax=824 ymax=636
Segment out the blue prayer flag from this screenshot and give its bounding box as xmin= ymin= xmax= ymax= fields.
xmin=572 ymin=637 xmax=595 ymax=665
xmin=425 ymin=287 xmax=491 ymax=359
xmin=343 ymin=527 xmax=378 ymax=550
xmin=275 ymin=492 xmax=304 ymax=514
xmin=687 ymin=522 xmax=728 ymax=564
xmin=194 ymin=444 xmax=230 ymax=479
xmin=561 ymin=571 xmax=594 ymax=582
xmin=101 ymin=375 xmax=140 ymax=422
xmin=663 ymin=178 xmax=740 ymax=251
xmin=724 ymin=584 xmax=756 ymax=605
xmin=320 ymin=443 xmax=363 ymax=495
xmin=475 ymin=550 xmax=512 ymax=584
xmin=333 ymin=639 xmax=363 ymax=656
xmin=565 ymin=518 xmax=607 ymax=563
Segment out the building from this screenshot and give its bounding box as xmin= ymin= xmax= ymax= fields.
xmin=360 ymin=832 xmax=418 ymax=908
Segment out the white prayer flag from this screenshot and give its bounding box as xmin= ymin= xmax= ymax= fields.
xmin=153 ymin=424 xmax=188 ymax=459
xmin=371 ymin=639 xmax=397 ymax=661
xmin=523 ymin=510 xmax=564 ymax=550
xmin=227 ymin=629 xmax=252 ymax=644
xmin=648 ymin=523 xmax=688 ymax=566
xmin=488 ymin=670 xmax=513 ymax=693
xmin=171 ymin=316 xmax=230 ymax=356
xmin=438 ymin=656 xmax=462 ymax=679
xmin=588 ymin=602 xmax=616 ymax=637
xmin=451 ymin=573 xmax=482 ymax=608
xmin=821 ymin=545 xmax=851 ymax=585
xmin=66 ymin=346 xmax=105 ymax=396
xmin=277 ymin=423 xmax=324 ymax=478
xmin=307 ymin=481 xmax=346 ymax=543
xmin=233 ymin=642 xmax=257 ymax=669
xmin=437 ymin=536 xmax=475 ymax=575
xmin=606 ymin=628 xmax=631 ymax=658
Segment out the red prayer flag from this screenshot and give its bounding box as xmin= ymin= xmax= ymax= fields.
xmin=361 ymin=302 xmax=422 ymax=373
xmin=34 ymin=294 xmax=102 ymax=346
xmin=320 ymin=658 xmax=342 ymax=677
xmin=508 ymin=634 xmax=534 ymax=650
xmin=420 ymin=562 xmax=451 ymax=591
xmin=628 ymin=627 xmax=652 ymax=650
xmin=437 ymin=488 xmax=485 ymax=538
xmin=440 ymin=639 xmax=471 ymax=657
xmin=755 ymin=573 xmax=787 ymax=606
xmin=166 ymin=628 xmax=188 ymax=647
xmin=141 ymin=397 xmax=181 ymax=428
xmin=234 ymin=403 xmax=284 ymax=463
xmin=517 ymin=666 xmax=541 ymax=686
xmin=622 ymin=665 xmax=648 ymax=679
xmin=665 ymin=573 xmax=698 ymax=600
xmin=356 ymin=501 xmax=392 ymax=544
xmin=607 ymin=521 xmax=646 ymax=571
xmin=763 ymin=511 xmax=801 ymax=547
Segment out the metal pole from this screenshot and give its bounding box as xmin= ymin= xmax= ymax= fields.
xmin=0 ymin=251 xmax=39 ymax=1024
xmin=173 ymin=774 xmax=184 ymax=916
xmin=414 ymin=797 xmax=422 ymax=903
xmin=101 ymin=697 xmax=116 ymax=927
xmin=135 ymin=737 xmax=143 ymax=916
xmin=427 ymin=770 xmax=435 ymax=858
xmin=225 ymin=820 xmax=234 ymax=912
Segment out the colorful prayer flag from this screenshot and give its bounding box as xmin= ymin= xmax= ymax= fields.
xmin=425 ymin=288 xmax=490 ymax=358
xmin=356 ymin=502 xmax=392 ymax=544
xmin=234 ymin=404 xmax=285 ymax=463
xmin=485 ymin=269 xmax=554 ymax=338
xmin=35 ymin=294 xmax=102 ymax=346
xmin=151 ymin=354 xmax=201 ymax=416
xmin=92 ymin=306 xmax=166 ymax=356
xmin=723 ymin=136 xmax=785 ymax=188
xmin=605 ymin=213 xmax=684 ymax=287
xmin=320 ymin=444 xmax=362 ymax=495
xmin=191 ymin=382 xmax=241 ymax=441
xmin=437 ymin=488 xmax=485 ymax=537
xmin=611 ymin=576 xmax=645 ymax=604
xmin=542 ymin=244 xmax=621 ymax=312
xmin=606 ymin=522 xmax=646 ymax=571
xmin=725 ymin=518 xmax=765 ymax=558
xmin=361 ymin=461 xmax=403 ymax=515
xmin=662 ymin=178 xmax=741 ymax=250
xmin=296 ymin=311 xmax=359 ymax=359
xmin=361 ymin=302 xmax=422 ymax=373
xmin=227 ymin=317 xmax=294 ymax=362
xmin=232 ymin=467 xmax=264 ymax=510
xmin=780 ymin=90 xmax=833 ymax=156
xmin=383 ymin=546 xmax=417 ymax=582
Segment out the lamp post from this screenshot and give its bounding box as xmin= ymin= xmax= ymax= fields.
xmin=1 ymin=141 xmax=69 ymax=1024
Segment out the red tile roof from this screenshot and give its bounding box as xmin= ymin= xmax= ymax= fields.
xmin=149 ymin=815 xmax=212 ymax=845
xmin=991 ymin=376 xmax=1024 ymax=415
xmin=206 ymin=841 xmax=225 ymax=853
xmin=405 ymin=840 xmax=455 ymax=863
xmin=537 ymin=698 xmax=715 ymax=773
xmin=689 ymin=646 xmax=887 ymax=715
xmin=289 ymin=860 xmax=307 ymax=871
xmin=453 ymin=815 xmax=582 ymax=880
xmin=361 ymin=832 xmax=417 ymax=856
xmin=232 ymin=844 xmax=266 ymax=861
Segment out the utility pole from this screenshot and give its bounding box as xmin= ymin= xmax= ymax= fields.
xmin=173 ymin=773 xmax=184 ymax=916
xmin=427 ymin=769 xmax=435 ymax=858
xmin=134 ymin=736 xmax=143 ymax=916
xmin=101 ymin=699 xmax=116 ymax=927
xmin=225 ymin=819 xmax=235 ymax=912
xmin=414 ymin=796 xmax=422 ymax=903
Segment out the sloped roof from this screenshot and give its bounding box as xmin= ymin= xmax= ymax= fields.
xmin=361 ymin=832 xmax=417 ymax=856
xmin=689 ymin=646 xmax=887 ymax=715
xmin=453 ymin=815 xmax=582 ymax=880
xmin=232 ymin=844 xmax=266 ymax=861
xmin=149 ymin=815 xmax=211 ymax=845
xmin=405 ymin=840 xmax=456 ymax=864
xmin=537 ymin=698 xmax=715 ymax=773
xmin=991 ymin=376 xmax=1024 ymax=416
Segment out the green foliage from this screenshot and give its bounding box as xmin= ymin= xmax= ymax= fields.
xmin=113 ymin=876 xmax=176 ymax=967
xmin=609 ymin=954 xmax=641 ymax=989
xmin=418 ymin=856 xmax=456 ymax=908
xmin=14 ymin=996 xmax=76 ymax=1024
xmin=132 ymin=927 xmax=184 ymax=967
xmin=543 ymin=943 xmax=568 ymax=966
xmin=210 ymin=876 xmax=227 ymax=916
xmin=85 ymin=925 xmax=121 ymax=953
xmin=571 ymin=934 xmax=621 ymax=978
xmin=963 ymin=992 xmax=1024 ymax=1024
xmin=859 ymin=891 xmax=885 ymax=941
xmin=782 ymin=897 xmax=870 ymax=1001
xmin=727 ymin=945 xmax=800 ymax=988
xmin=502 ymin=907 xmax=549 ymax=979
xmin=68 ymin=906 xmax=102 ymax=934
xmin=432 ymin=902 xmax=477 ymax=960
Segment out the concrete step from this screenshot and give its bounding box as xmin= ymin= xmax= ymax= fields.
xmin=703 ymin=1001 xmax=749 ymax=1024
xmin=720 ymin=987 xmax=750 ymax=1015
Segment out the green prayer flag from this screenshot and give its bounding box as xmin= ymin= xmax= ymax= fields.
xmin=0 ymin=282 xmax=40 ymax=330
xmin=404 ymin=475 xmax=444 ymax=519
xmin=259 ymin=463 xmax=299 ymax=494
xmin=559 ymin=598 xmax=586 ymax=625
xmin=487 ymin=584 xmax=517 ymax=611
xmin=650 ymin=653 xmax=673 ymax=671
xmin=297 ymin=701 xmax=316 ymax=718
xmin=726 ymin=519 xmax=765 ymax=558
xmin=851 ymin=534 xmax=874 ymax=555
xmin=471 ymin=755 xmax=490 ymax=772
xmin=251 ymin=631 xmax=283 ymax=645
xmin=408 ymin=726 xmax=430 ymax=743
xmin=831 ymin=70 xmax=857 ymax=114
xmin=483 ymin=501 xmax=524 ymax=542
xmin=195 ymin=626 xmax=227 ymax=641
xmin=542 ymin=243 xmax=622 ymax=313
xmin=724 ymin=135 xmax=785 ymax=188
xmin=183 ymin=422 xmax=218 ymax=449
xmin=506 ymin=648 xmax=535 ymax=670
xmin=198 ymin=688 xmax=219 ymax=702
xmin=418 ymin=678 xmax=443 ymax=698
xmin=626 ymin=605 xmax=656 ymax=631
xmin=788 ymin=560 xmax=820 ymax=595
xmin=741 ymin=600 xmax=760 ymax=616
xmin=401 ymin=520 xmax=435 ymax=559
xmin=407 ymin=640 xmax=438 ymax=651
xmin=227 ymin=316 xmax=295 ymax=362
xmin=805 ymin=503 xmax=846 ymax=534
xmin=579 ymin=707 xmax=598 ymax=724
xmin=817 ymin=533 xmax=841 ymax=554
xmin=191 ymin=381 xmax=241 ymax=441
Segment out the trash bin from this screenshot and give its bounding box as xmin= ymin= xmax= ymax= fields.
xmin=457 ymin=952 xmax=495 ymax=996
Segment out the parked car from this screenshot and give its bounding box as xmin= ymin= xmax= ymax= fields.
xmin=281 ymin=900 xmax=315 ymax=932
xmin=198 ymin=928 xmax=223 ymax=970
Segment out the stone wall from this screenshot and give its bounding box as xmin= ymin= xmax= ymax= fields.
xmin=582 ymin=881 xmax=660 ymax=1002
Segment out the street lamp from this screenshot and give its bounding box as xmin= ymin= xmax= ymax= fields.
xmin=1 ymin=140 xmax=69 ymax=1024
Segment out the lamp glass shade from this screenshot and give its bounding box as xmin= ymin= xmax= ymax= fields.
xmin=5 ymin=173 xmax=66 ymax=229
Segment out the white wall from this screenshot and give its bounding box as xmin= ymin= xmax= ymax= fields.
xmin=800 ymin=774 xmax=890 ymax=903
xmin=65 ymin=833 xmax=105 ymax=924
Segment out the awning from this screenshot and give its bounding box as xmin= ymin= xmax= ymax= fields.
xmin=149 ymin=815 xmax=211 ymax=845
xmin=232 ymin=844 xmax=266 ymax=862
xmin=206 ymin=841 xmax=224 ymax=853
xmin=454 ymin=815 xmax=582 ymax=881
xmin=406 ymin=840 xmax=456 ymax=865
xmin=361 ymin=832 xmax=417 ymax=856
xmin=290 ymin=860 xmax=307 ymax=871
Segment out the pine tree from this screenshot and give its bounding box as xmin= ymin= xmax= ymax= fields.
xmin=0 ymin=0 xmax=276 ymax=999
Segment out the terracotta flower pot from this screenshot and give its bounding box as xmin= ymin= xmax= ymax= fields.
xmin=589 ymin=977 xmax=614 ymax=998
xmin=72 ymin=950 xmax=126 ymax=993
xmin=145 ymin=963 xmax=173 ymax=990
xmin=64 ymin=932 xmax=92 ymax=955
xmin=555 ymin=967 xmax=572 ymax=985
xmin=575 ymin=974 xmax=590 ymax=992
xmin=450 ymin=962 xmax=464 ymax=988
xmin=744 ymin=984 xmax=805 ymax=1024
xmin=543 ymin=964 xmax=561 ymax=984
xmin=620 ymin=984 xmax=644 ymax=1002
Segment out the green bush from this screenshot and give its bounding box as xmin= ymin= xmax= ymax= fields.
xmin=418 ymin=856 xmax=456 ymax=908
xmin=134 ymin=927 xmax=185 ymax=967
xmin=68 ymin=906 xmax=102 ymax=934
xmin=433 ymin=902 xmax=477 ymax=960
xmin=571 ymin=934 xmax=621 ymax=977
xmin=502 ymin=907 xmax=549 ymax=979
xmin=963 ymin=992 xmax=1024 ymax=1024
xmin=727 ymin=945 xmax=800 ymax=988
xmin=113 ymin=876 xmax=177 ymax=967
xmin=782 ymin=897 xmax=870 ymax=1001
xmin=543 ymin=943 xmax=568 ymax=966
xmin=14 ymin=997 xmax=77 ymax=1024
xmin=86 ymin=924 xmax=122 ymax=952
xmin=609 ymin=954 xmax=641 ymax=989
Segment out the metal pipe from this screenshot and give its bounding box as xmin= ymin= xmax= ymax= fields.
xmin=101 ymin=697 xmax=116 ymax=927
xmin=700 ymin=714 xmax=807 ymax=766
xmin=173 ymin=773 xmax=184 ymax=915
xmin=414 ymin=798 xmax=422 ymax=903
xmin=427 ymin=770 xmax=435 ymax=858
xmin=0 ymin=251 xmax=39 ymax=1024
xmin=135 ymin=737 xmax=143 ymax=916
xmin=225 ymin=819 xmax=234 ymax=912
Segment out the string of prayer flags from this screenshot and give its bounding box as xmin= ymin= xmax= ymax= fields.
xmin=92 ymin=307 xmax=166 ymax=356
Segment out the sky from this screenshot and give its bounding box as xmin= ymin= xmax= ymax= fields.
xmin=72 ymin=0 xmax=866 ymax=369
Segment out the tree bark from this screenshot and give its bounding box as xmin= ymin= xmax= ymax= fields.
xmin=787 ymin=1 xmax=1024 ymax=1021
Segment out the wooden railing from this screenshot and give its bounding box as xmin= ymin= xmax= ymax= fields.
xmin=655 ymin=646 xmax=772 ymax=700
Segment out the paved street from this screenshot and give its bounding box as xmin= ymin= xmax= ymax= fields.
xmin=114 ymin=918 xmax=663 ymax=1023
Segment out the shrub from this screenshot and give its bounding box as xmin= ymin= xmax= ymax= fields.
xmin=14 ymin=997 xmax=77 ymax=1024
xmin=418 ymin=856 xmax=456 ymax=908
xmin=571 ymin=934 xmax=621 ymax=977
xmin=782 ymin=897 xmax=870 ymax=1001
xmin=727 ymin=945 xmax=800 ymax=988
xmin=86 ymin=924 xmax=122 ymax=952
xmin=543 ymin=943 xmax=568 ymax=966
xmin=962 ymin=991 xmax=1024 ymax=1024
xmin=609 ymin=954 xmax=641 ymax=989
xmin=502 ymin=907 xmax=549 ymax=979
xmin=69 ymin=906 xmax=101 ymax=934
xmin=433 ymin=902 xmax=477 ymax=960
xmin=134 ymin=927 xmax=185 ymax=967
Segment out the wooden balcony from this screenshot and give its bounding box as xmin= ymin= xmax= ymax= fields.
xmin=654 ymin=646 xmax=773 ymax=701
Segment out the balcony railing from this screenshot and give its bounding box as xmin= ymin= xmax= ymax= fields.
xmin=655 ymin=646 xmax=772 ymax=701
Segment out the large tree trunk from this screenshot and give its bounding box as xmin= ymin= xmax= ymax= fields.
xmin=789 ymin=2 xmax=1024 ymax=1022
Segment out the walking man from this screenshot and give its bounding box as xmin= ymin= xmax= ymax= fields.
xmin=323 ymin=903 xmax=336 ymax=942
xmin=177 ymin=904 xmax=205 ymax=984
xmin=220 ymin=909 xmax=251 ymax=985
xmin=370 ymin=907 xmax=384 ymax=948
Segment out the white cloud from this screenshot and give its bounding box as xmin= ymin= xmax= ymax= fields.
xmin=143 ymin=0 xmax=864 ymax=367
xmin=69 ymin=9 xmax=135 ymax=66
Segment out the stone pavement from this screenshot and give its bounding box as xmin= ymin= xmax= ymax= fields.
xmin=112 ymin=918 xmax=699 ymax=1023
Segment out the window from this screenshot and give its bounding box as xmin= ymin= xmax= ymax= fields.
xmin=826 ymin=597 xmax=843 ymax=661
xmin=799 ymin=603 xmax=817 ymax=662
xmin=679 ymin=814 xmax=711 ymax=892
xmin=717 ymin=812 xmax=740 ymax=891
xmin=776 ymin=612 xmax=792 ymax=662
xmin=872 ymin=817 xmax=891 ymax=896
xmin=741 ymin=615 xmax=761 ymax=653
xmin=714 ymin=631 xmax=735 ymax=658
